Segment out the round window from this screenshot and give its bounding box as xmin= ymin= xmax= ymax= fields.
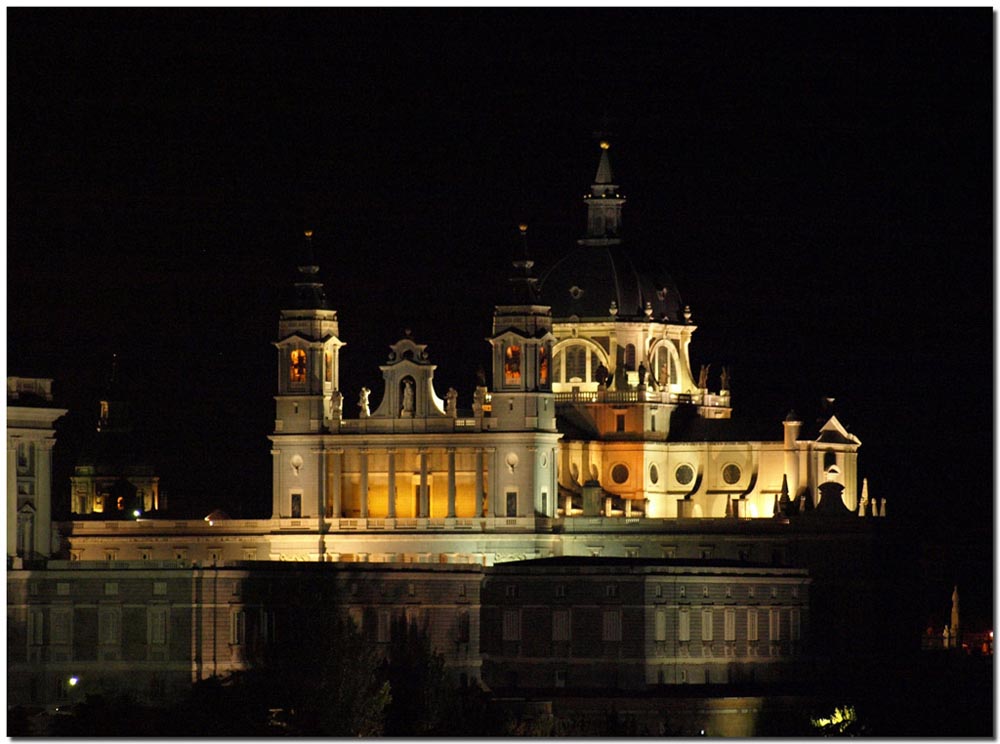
xmin=722 ymin=463 xmax=741 ymax=484
xmin=649 ymin=464 xmax=659 ymax=484
xmin=675 ymin=464 xmax=694 ymax=485
xmin=611 ymin=464 xmax=629 ymax=484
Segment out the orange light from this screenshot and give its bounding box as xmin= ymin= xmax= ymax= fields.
xmin=600 ymin=141 xmax=610 ymax=150
xmin=304 ymin=230 xmax=313 ymax=238
xmin=518 ymin=223 xmax=528 ymax=233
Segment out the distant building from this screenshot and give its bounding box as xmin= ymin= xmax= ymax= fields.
xmin=9 ymin=141 xmax=889 ymax=712
xmin=70 ymin=358 xmax=162 ymax=517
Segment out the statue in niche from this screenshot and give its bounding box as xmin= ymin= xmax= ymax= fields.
xmin=698 ymin=363 xmax=711 ymax=390
xmin=330 ymin=390 xmax=344 ymax=419
xmin=358 ymin=387 xmax=371 ymax=418
xmin=475 ymin=367 xmax=487 ymax=387
xmin=720 ymin=366 xmax=731 ymax=392
xmin=659 ymin=362 xmax=669 ymax=389
xmin=595 ymin=363 xmax=609 ymax=388
xmin=401 ymin=378 xmax=415 ymax=416
xmin=445 ymin=387 xmax=458 ymax=417
xmin=637 ymin=362 xmax=647 ymax=387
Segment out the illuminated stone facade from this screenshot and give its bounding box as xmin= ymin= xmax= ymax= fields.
xmin=7 ymin=377 xmax=66 ymax=561
xmin=9 ymin=143 xmax=890 ymax=710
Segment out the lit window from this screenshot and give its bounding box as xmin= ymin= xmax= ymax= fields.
xmin=538 ymin=346 xmax=549 ymax=386
xmin=655 ymin=608 xmax=667 ymax=642
xmin=678 ymin=608 xmax=690 ymax=642
xmin=769 ymin=609 xmax=782 ymax=641
xmin=565 ymin=346 xmax=586 ymax=381
xmin=325 ymin=351 xmax=332 ymax=383
xmin=290 ymin=350 xmax=307 ymax=383
xmin=504 ymin=345 xmax=522 ymax=385
xmin=701 ymin=608 xmax=714 ymax=642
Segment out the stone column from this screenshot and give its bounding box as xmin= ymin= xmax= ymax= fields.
xmin=475 ymin=449 xmax=485 ymax=517
xmin=359 ymin=449 xmax=369 ymax=519
xmin=419 ymin=449 xmax=429 ymax=518
xmin=36 ymin=440 xmax=54 ymax=556
xmin=270 ymin=448 xmax=282 ymax=519
xmin=7 ymin=440 xmax=18 ymax=558
xmin=331 ymin=449 xmax=343 ymax=519
xmin=487 ymin=448 xmax=498 ymax=516
xmin=314 ymin=445 xmax=326 ymax=525
xmin=447 ymin=448 xmax=457 ymax=518
xmin=387 ymin=449 xmax=397 ymax=519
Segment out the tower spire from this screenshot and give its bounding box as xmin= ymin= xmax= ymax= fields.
xmin=581 ymin=140 xmax=626 ymax=242
xmin=508 ymin=223 xmax=540 ymax=304
xmin=287 ymin=229 xmax=328 ymax=309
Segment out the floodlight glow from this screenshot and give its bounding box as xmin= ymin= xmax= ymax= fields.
xmin=68 ymin=676 xmax=79 ymax=687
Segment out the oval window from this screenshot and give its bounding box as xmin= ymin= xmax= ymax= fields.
xmin=723 ymin=464 xmax=741 ymax=484
xmin=611 ymin=464 xmax=629 ymax=484
xmin=649 ymin=464 xmax=659 ymax=484
xmin=675 ymin=464 xmax=694 ymax=485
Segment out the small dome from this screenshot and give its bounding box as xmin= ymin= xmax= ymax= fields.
xmin=539 ymin=242 xmax=683 ymax=321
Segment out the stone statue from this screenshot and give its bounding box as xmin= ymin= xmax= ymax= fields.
xmin=595 ymin=363 xmax=609 ymax=388
xmin=659 ymin=362 xmax=669 ymax=388
xmin=445 ymin=387 xmax=458 ymax=417
xmin=330 ymin=390 xmax=344 ymax=419
xmin=698 ymin=363 xmax=710 ymax=390
xmin=475 ymin=367 xmax=487 ymax=387
xmin=401 ymin=378 xmax=415 ymax=416
xmin=637 ymin=362 xmax=647 ymax=387
xmin=358 ymin=387 xmax=370 ymax=418
xmin=720 ymin=366 xmax=730 ymax=392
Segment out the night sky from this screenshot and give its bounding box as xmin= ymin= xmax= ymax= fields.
xmin=7 ymin=10 xmax=993 ymax=620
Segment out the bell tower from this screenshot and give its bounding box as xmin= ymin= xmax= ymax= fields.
xmin=271 ymin=231 xmax=344 ymax=520
xmin=487 ymin=225 xmax=561 ymax=519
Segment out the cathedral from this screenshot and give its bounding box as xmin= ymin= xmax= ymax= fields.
xmin=8 ymin=141 xmax=888 ymax=715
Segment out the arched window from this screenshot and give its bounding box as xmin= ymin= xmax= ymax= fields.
xmin=290 ymin=350 xmax=307 ymax=383
xmin=504 ymin=345 xmax=522 ymax=385
xmin=625 ymin=344 xmax=637 ymax=371
xmin=566 ymin=346 xmax=586 ymax=381
xmin=655 ymin=344 xmax=679 ymax=386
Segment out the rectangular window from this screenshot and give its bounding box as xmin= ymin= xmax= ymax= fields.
xmin=504 ymin=345 xmax=522 ymax=385
xmin=791 ymin=609 xmax=801 ymax=642
xmin=325 ymin=351 xmax=332 ymax=383
xmin=230 ymin=609 xmax=246 ymax=645
xmin=456 ymin=610 xmax=470 ymax=643
xmin=502 ymin=609 xmax=521 ymax=642
xmin=290 ymin=349 xmax=307 ymax=383
xmin=724 ymin=609 xmax=736 ymax=642
xmin=747 ymin=609 xmax=759 ymax=642
xmin=654 ymin=608 xmax=667 ymax=642
xmin=153 ymin=581 xmax=168 ymax=596
xmin=149 ymin=607 xmax=168 ymax=646
xmin=555 ymin=584 xmax=566 ymax=598
xmin=538 ymin=346 xmax=549 ymax=386
xmin=654 ymin=583 xmax=663 ymax=598
xmin=616 ymin=414 xmax=625 ymax=433
xmin=506 ymin=491 xmax=517 ymax=517
xmin=701 ymin=608 xmax=714 ymax=642
xmin=28 ymin=610 xmax=44 ymax=646
xmin=605 ymin=584 xmax=618 ymax=598
xmin=541 ymin=490 xmax=547 ymax=516
xmin=377 ymin=611 xmax=392 ymax=643
xmin=99 ymin=608 xmax=121 ymax=645
xmin=602 ymin=609 xmax=622 ymax=642
xmin=678 ymin=608 xmax=690 ymax=642
xmin=51 ymin=609 xmax=72 ymax=645
xmin=290 ymin=492 xmax=302 ymax=518
xmin=552 ymin=609 xmax=571 ymax=642
xmin=57 ymin=582 xmax=70 ymax=596
xmin=554 ymin=669 xmax=566 ymax=688
xmin=505 ymin=584 xmax=518 ymax=599
xmin=769 ymin=609 xmax=782 ymax=641
xmin=679 ymin=585 xmax=686 ymax=598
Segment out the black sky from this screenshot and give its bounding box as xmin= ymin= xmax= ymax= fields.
xmin=7 ymin=8 xmax=993 ymax=616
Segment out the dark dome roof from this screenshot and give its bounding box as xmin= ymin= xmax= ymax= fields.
xmin=538 ymin=241 xmax=683 ymax=321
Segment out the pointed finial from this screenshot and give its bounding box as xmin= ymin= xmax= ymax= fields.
xmin=644 ymin=301 xmax=653 ymax=319
xmin=609 ymin=300 xmax=618 ymax=317
xmin=683 ymin=305 xmax=693 ymax=323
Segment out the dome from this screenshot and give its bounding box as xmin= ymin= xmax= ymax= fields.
xmin=539 ymin=241 xmax=683 ymax=322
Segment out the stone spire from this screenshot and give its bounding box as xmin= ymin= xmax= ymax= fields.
xmin=582 ymin=141 xmax=626 ymax=242
xmin=951 ymin=586 xmax=960 ymax=645
xmin=287 ymin=230 xmax=329 ymax=310
xmin=508 ymin=223 xmax=541 ymax=304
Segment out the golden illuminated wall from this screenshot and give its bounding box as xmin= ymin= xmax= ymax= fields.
xmin=329 ymin=448 xmax=486 ymax=519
